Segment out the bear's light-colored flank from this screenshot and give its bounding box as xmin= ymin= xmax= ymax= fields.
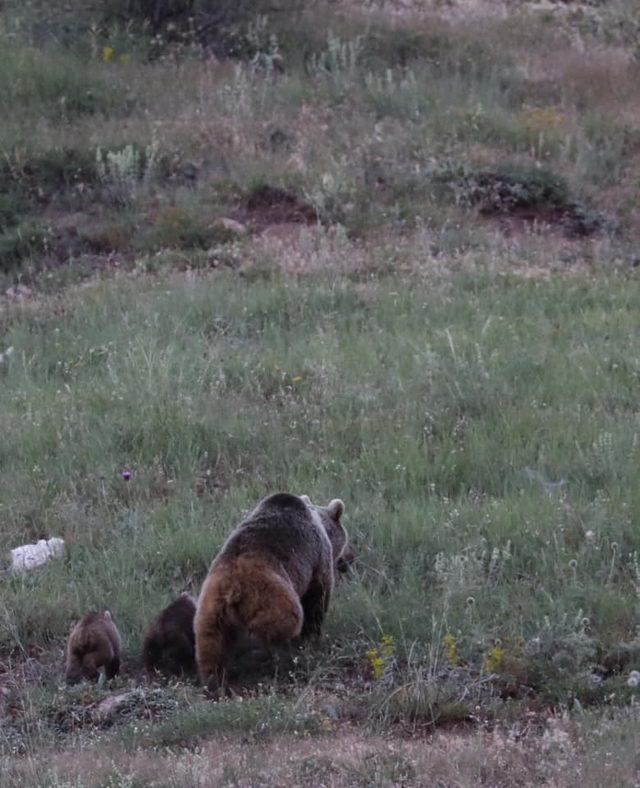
xmin=65 ymin=611 xmax=122 ymax=685
xmin=195 ymin=493 xmax=348 ymax=689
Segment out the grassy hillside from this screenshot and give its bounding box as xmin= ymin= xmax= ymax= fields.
xmin=2 ymin=1 xmax=640 ymax=784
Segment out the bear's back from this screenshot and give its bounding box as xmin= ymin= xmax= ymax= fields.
xmin=219 ymin=493 xmax=326 ymax=570
xmin=71 ymin=612 xmax=118 ymax=646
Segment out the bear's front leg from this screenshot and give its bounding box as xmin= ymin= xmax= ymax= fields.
xmin=300 ymin=579 xmax=329 ymax=639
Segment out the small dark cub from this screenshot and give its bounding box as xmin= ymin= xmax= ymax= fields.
xmin=142 ymin=593 xmax=197 ymax=679
xmin=65 ymin=611 xmax=121 ymax=684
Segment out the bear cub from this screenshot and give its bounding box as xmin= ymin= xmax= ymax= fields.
xmin=65 ymin=611 xmax=121 ymax=684
xmin=195 ymin=492 xmax=348 ymax=689
xmin=142 ymin=593 xmax=197 ymax=678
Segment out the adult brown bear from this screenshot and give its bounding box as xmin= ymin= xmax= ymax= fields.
xmin=195 ymin=493 xmax=348 ymax=689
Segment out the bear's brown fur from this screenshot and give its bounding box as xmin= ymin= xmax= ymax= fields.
xmin=195 ymin=492 xmax=348 ymax=689
xmin=142 ymin=593 xmax=197 ymax=679
xmin=65 ymin=611 xmax=121 ymax=684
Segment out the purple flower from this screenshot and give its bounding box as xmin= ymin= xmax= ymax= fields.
xmin=121 ymin=470 xmax=132 ymax=481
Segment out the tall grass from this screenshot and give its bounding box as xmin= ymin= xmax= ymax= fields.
xmin=0 ymin=44 xmax=121 ymax=125
xmin=2 ymin=266 xmax=640 ymax=663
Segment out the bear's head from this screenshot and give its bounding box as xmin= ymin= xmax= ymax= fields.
xmin=301 ymin=495 xmax=348 ymax=563
xmin=336 ymin=542 xmax=356 ymax=574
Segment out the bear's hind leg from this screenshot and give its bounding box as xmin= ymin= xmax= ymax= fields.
xmin=196 ymin=620 xmax=233 ymax=691
xmin=245 ymin=583 xmax=303 ymax=648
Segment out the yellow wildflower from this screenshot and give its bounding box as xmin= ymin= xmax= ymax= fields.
xmin=484 ymin=644 xmax=506 ymax=673
xmin=443 ymin=633 xmax=459 ymax=665
xmin=380 ymin=634 xmax=395 ymax=659
xmin=366 ymin=647 xmax=385 ymax=681
xmin=517 ymin=106 xmax=565 ymax=135
xmin=102 ymin=46 xmax=116 ymax=63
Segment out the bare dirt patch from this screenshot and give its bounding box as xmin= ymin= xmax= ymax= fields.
xmin=242 ymin=185 xmax=317 ymax=231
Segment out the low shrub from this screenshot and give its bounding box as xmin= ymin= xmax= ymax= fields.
xmin=0 ymin=222 xmax=51 ymax=271
xmin=136 ymin=205 xmax=234 ymax=251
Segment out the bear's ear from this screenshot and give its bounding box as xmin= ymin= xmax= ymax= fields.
xmin=104 ymin=611 xmax=112 ymax=620
xmin=327 ymin=499 xmax=344 ymax=520
xmin=300 ymin=494 xmax=311 ymax=505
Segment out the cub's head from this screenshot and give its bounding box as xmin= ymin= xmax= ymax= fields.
xmin=301 ymin=495 xmax=348 ymax=563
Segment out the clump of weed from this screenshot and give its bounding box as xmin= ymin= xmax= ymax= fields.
xmin=102 ymin=0 xmax=192 ymax=31
xmin=349 ymin=752 xmax=417 ymax=786
xmin=1 ymin=148 xmax=97 ymax=208
xmin=0 ymin=222 xmax=52 ymax=271
xmin=136 ymin=205 xmax=236 ymax=251
xmin=0 ymin=194 xmax=26 ymax=232
xmin=77 ymin=215 xmax=137 ymax=254
xmin=603 ymin=637 xmax=640 ymax=675
xmin=434 ymin=163 xmax=571 ymax=214
xmin=131 ymin=694 xmax=324 ymax=749
xmin=96 ymin=142 xmax=159 ymax=206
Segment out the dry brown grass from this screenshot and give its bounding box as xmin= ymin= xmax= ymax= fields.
xmin=3 ymin=709 xmax=639 ymax=787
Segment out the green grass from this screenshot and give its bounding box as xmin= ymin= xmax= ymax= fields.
xmin=3 ymin=0 xmax=640 ymax=781
xmin=2 ymin=267 xmax=640 ymax=671
xmin=0 ymin=44 xmax=123 ymax=128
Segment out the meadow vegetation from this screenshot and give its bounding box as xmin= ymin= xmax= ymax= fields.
xmin=2 ymin=0 xmax=640 ymax=784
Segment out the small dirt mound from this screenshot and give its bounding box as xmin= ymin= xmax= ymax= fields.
xmin=434 ymin=164 xmax=610 ymax=238
xmin=471 ymin=169 xmax=608 ymax=237
xmin=244 ymin=185 xmax=317 ymax=228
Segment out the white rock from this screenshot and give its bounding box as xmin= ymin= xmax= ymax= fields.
xmin=10 ymin=537 xmax=65 ymax=573
xmin=93 ymin=691 xmax=136 ymax=721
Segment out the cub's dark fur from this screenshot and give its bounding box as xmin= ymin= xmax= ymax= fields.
xmin=142 ymin=593 xmax=197 ymax=678
xmin=195 ymin=492 xmax=348 ymax=688
xmin=65 ymin=611 xmax=121 ymax=684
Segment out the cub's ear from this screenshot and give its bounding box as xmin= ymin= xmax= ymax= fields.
xmin=328 ymin=499 xmax=345 ymax=520
xmin=300 ymin=494 xmax=311 ymax=505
